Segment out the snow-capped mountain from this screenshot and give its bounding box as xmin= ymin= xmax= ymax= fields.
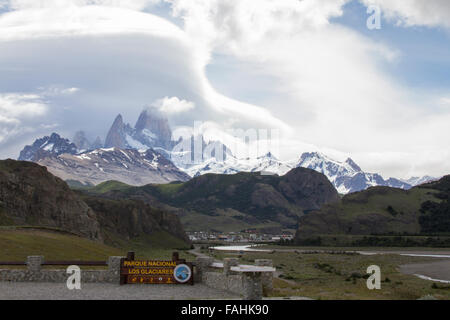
xmin=402 ymin=176 xmax=438 ymax=186
xmin=18 ymin=127 xmax=190 ymax=186
xmin=18 ymin=133 xmax=78 ymax=161
xmin=17 ymin=108 xmax=435 ymax=193
xmin=35 ymin=147 xmax=190 ymax=186
xmin=295 ymin=152 xmax=412 ymax=194
xmin=180 ymin=152 xmax=293 ymax=177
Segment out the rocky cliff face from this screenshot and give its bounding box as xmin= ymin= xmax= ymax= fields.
xmin=104 ymin=114 xmax=134 ymax=149
xmin=134 ymin=108 xmax=173 ymax=150
xmin=81 ymin=195 xmax=189 ymax=244
xmin=0 ymin=159 xmax=100 ymax=239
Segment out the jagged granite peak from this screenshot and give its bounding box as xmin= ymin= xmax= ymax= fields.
xmin=18 ymin=133 xmax=78 ymax=161
xmin=134 ymin=107 xmax=173 ymax=150
xmin=104 ymin=114 xmax=132 ymax=149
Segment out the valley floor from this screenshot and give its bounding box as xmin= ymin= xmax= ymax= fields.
xmin=205 ymin=246 xmax=450 ymax=300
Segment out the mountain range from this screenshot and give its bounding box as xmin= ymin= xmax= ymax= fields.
xmin=17 ymin=108 xmax=436 ymax=193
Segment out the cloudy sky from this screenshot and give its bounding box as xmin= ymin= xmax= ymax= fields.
xmin=0 ymin=0 xmax=449 ymax=179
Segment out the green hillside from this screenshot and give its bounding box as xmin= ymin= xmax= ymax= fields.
xmin=81 ymin=168 xmax=339 ymax=232
xmin=0 ymin=228 xmax=124 ymax=261
xmin=0 ymin=227 xmax=192 ymax=261
xmin=295 ymin=175 xmax=450 ymax=245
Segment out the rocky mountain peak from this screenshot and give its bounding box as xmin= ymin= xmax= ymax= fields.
xmin=104 ymin=114 xmax=130 ymax=149
xmin=259 ymin=152 xmax=277 ymax=160
xmin=18 ymin=133 xmax=78 ymax=161
xmin=134 ymin=108 xmax=173 ymax=150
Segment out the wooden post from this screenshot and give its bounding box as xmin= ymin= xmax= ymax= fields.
xmin=119 ymin=257 xmax=127 ymax=285
xmin=127 ymin=251 xmax=135 ymax=261
xmin=187 ymin=262 xmax=194 ymax=286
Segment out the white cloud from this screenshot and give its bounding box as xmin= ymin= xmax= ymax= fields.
xmin=0 ymin=0 xmax=448 ymax=178
xmin=360 ymin=0 xmax=450 ymax=28
xmin=0 ymin=93 xmax=48 ymax=143
xmin=38 ymin=85 xmax=80 ymax=96
xmin=164 ymin=0 xmax=450 ymax=178
xmin=2 ymin=0 xmax=160 ymax=11
xmin=152 ymin=96 xmax=195 ymax=114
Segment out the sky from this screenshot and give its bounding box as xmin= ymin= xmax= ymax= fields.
xmin=0 ymin=0 xmax=449 ymax=179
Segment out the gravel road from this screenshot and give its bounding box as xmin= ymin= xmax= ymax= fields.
xmin=0 ymin=282 xmax=240 ymax=300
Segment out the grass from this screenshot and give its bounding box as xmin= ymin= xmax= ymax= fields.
xmin=341 ymin=187 xmax=438 ymax=220
xmin=103 ymin=230 xmax=194 ymax=260
xmin=86 ymin=180 xmax=132 ymax=193
xmin=208 ymin=250 xmax=450 ymax=300
xmin=0 ymin=228 xmax=124 ymax=261
xmin=0 ymin=228 xmax=194 ymax=263
xmin=154 ymin=182 xmax=184 ymax=196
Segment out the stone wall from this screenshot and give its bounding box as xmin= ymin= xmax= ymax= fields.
xmin=195 ymin=257 xmax=275 ymax=300
xmin=0 ymin=255 xmax=275 ymax=300
xmin=0 ymin=256 xmax=123 ymax=283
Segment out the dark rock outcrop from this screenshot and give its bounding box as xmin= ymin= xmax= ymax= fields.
xmin=81 ymin=196 xmax=189 ymax=244
xmin=0 ymin=159 xmax=100 ymax=239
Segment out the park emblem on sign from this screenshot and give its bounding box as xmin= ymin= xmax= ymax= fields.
xmin=120 ymin=252 xmax=194 ymax=285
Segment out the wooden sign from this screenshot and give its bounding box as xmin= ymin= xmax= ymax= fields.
xmin=119 ymin=252 xmax=194 ymax=285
